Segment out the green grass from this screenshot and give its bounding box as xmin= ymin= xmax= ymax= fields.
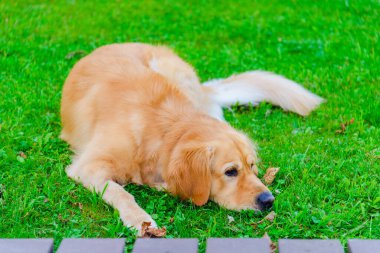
xmin=1 ymin=0 xmax=379 ymax=252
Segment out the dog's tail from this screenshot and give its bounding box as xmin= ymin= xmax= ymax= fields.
xmin=203 ymin=71 xmax=324 ymax=117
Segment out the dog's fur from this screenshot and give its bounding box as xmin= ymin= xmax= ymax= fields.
xmin=61 ymin=43 xmax=323 ymax=234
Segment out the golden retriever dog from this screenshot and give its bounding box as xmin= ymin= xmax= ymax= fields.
xmin=60 ymin=43 xmax=323 ymax=235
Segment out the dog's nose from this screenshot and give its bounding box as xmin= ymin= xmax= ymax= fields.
xmin=257 ymin=191 xmax=274 ymax=210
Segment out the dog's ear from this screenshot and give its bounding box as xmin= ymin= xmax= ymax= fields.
xmin=166 ymin=144 xmax=214 ymax=206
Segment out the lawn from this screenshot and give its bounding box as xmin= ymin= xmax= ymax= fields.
xmin=0 ymin=0 xmax=379 ymax=252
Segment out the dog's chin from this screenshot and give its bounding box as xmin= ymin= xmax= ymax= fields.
xmin=241 ymin=205 xmax=262 ymax=212
xmin=213 ymin=200 xmax=261 ymax=212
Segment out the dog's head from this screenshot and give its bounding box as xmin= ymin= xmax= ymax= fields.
xmin=165 ymin=122 xmax=274 ymax=211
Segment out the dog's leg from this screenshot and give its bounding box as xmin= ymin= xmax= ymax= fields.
xmin=66 ymin=159 xmax=157 ymax=236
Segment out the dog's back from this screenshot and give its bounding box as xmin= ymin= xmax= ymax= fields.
xmin=61 ymin=43 xmax=198 ymax=150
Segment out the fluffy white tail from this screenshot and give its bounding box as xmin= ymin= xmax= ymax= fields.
xmin=203 ymin=71 xmax=324 ymax=117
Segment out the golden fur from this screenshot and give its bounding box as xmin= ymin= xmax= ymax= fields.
xmin=61 ymin=43 xmax=323 ymax=234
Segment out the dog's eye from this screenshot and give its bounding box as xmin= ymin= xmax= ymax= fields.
xmin=225 ymin=168 xmax=238 ymax=177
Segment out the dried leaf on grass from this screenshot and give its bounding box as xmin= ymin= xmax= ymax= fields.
xmin=257 ymin=211 xmax=276 ymax=224
xmin=141 ymin=222 xmax=166 ymax=238
xmin=227 ymin=215 xmax=235 ymax=224
xmin=72 ymin=202 xmax=83 ymax=210
xmin=335 ymin=118 xmax=355 ymax=134
xmin=18 ymin=151 xmax=27 ymax=159
xmin=264 ymin=211 xmax=276 ymax=222
xmin=58 ymin=214 xmax=70 ymax=223
xmin=69 ymin=201 xmax=83 ymax=210
xmin=263 ymin=232 xmax=277 ymax=253
xmin=263 ymin=167 xmax=279 ymax=185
